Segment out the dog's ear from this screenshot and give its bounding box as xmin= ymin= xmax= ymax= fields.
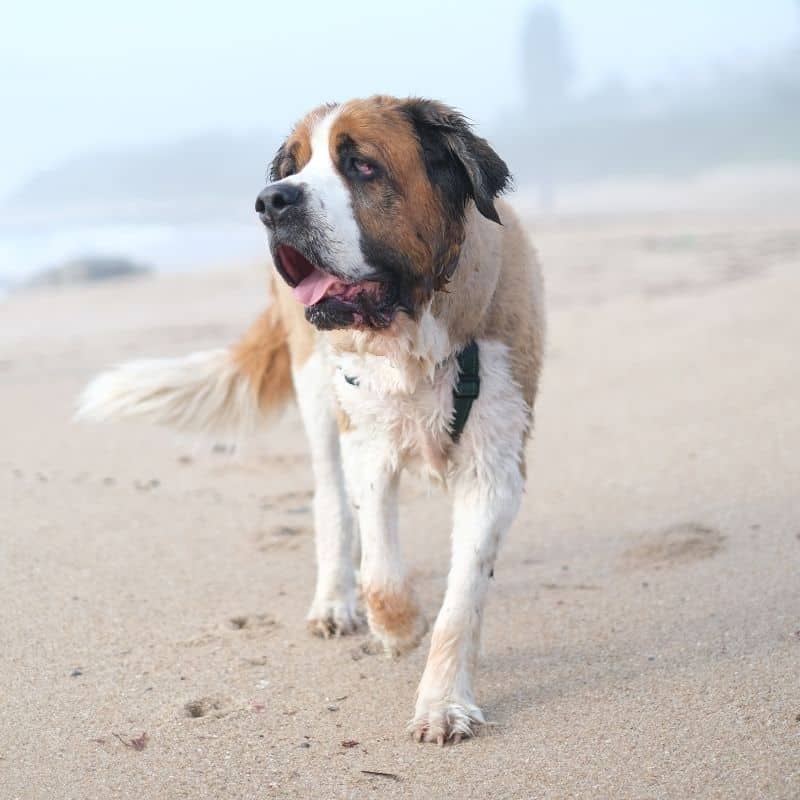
xmin=403 ymin=98 xmax=511 ymax=224
xmin=268 ymin=141 xmax=295 ymax=182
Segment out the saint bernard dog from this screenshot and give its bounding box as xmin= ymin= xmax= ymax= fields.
xmin=78 ymin=96 xmax=545 ymax=745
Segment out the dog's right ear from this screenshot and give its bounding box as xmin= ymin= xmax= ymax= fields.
xmin=269 ymin=142 xmax=295 ymax=182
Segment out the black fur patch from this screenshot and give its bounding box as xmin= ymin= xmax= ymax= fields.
xmin=304 ymin=282 xmax=398 ymax=331
xmin=402 ymin=98 xmax=511 ymax=225
xmin=358 ymin=233 xmax=432 ymax=320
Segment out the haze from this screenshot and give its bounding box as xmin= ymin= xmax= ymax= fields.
xmin=1 ymin=1 xmax=798 ymax=283
xmin=2 ymin=0 xmax=797 ymax=197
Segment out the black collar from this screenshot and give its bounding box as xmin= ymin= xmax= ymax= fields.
xmin=450 ymin=340 xmax=480 ymax=443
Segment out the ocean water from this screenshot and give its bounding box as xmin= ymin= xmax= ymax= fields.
xmin=0 ymin=221 xmax=268 ymax=291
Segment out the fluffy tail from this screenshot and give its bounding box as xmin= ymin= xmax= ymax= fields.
xmin=76 ymin=303 xmax=294 ymax=436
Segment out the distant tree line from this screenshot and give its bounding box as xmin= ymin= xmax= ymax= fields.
xmin=501 ymin=2 xmax=800 ymax=203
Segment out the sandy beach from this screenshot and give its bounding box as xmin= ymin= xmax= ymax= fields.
xmin=1 ymin=208 xmax=798 ymax=799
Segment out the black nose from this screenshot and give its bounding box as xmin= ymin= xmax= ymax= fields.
xmin=255 ymin=183 xmax=304 ymax=220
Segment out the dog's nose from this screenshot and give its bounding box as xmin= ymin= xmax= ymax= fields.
xmin=255 ymin=183 xmax=304 ymax=220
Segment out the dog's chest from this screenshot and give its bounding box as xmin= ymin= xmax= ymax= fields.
xmin=329 ymin=348 xmax=457 ymax=475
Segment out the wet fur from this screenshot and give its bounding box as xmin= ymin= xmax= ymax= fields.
xmin=77 ymin=96 xmax=545 ymax=746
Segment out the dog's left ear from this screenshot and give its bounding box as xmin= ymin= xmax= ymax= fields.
xmin=269 ymin=141 xmax=295 ymax=182
xmin=403 ymin=98 xmax=511 ymax=224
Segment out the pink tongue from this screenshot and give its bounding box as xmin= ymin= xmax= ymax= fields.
xmin=292 ymin=267 xmax=340 ymax=306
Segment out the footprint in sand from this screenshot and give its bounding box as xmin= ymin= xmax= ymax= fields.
xmin=183 ymin=696 xmax=234 ymax=719
xmin=228 ymin=613 xmax=279 ymax=632
xmin=258 ymin=489 xmax=313 ymax=514
xmin=254 ymin=524 xmax=311 ymax=551
xmin=623 ymin=522 xmax=725 ymax=569
xmin=253 ymin=491 xmax=313 ymax=551
xmin=176 ymin=628 xmax=226 ymax=648
xmin=177 ymin=613 xmax=279 ymax=648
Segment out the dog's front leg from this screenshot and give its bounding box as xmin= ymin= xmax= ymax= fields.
xmin=293 ymin=352 xmax=360 ymax=637
xmin=340 ymin=433 xmax=428 ymax=655
xmin=411 ymin=462 xmax=523 ymax=744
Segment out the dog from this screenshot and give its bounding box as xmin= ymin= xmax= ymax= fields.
xmin=78 ymin=96 xmax=545 ymax=744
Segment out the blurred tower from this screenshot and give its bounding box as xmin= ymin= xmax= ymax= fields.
xmin=521 ymin=3 xmax=574 ymax=120
xmin=520 ymin=3 xmax=574 ymax=213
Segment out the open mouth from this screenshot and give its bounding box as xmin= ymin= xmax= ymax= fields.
xmin=275 ymin=245 xmax=387 ymax=309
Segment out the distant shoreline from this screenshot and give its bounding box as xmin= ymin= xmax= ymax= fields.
xmin=3 ymin=164 xmax=799 ymax=289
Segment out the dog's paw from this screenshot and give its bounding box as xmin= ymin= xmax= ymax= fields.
xmin=409 ymin=698 xmax=485 ymax=745
xmin=306 ymin=599 xmax=364 ymax=639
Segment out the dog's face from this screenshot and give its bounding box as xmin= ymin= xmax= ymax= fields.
xmin=256 ymin=96 xmax=510 ymax=331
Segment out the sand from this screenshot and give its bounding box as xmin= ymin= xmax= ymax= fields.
xmin=1 ymin=208 xmax=798 ymax=799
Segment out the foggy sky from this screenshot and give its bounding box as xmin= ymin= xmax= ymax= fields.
xmin=2 ymin=0 xmax=798 ymax=199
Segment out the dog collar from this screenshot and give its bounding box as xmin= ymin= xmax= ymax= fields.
xmin=450 ymin=340 xmax=480 ymax=443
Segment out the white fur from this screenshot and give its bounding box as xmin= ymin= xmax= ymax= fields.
xmin=292 ymin=349 xmax=361 ymax=636
xmin=333 ymin=346 xmax=456 ymax=479
xmin=76 ymin=349 xmax=266 ymax=437
xmin=77 ymin=316 xmax=532 ymax=744
xmin=412 ymin=340 xmax=528 ymax=741
xmin=78 ymin=326 xmax=530 ymax=743
xmin=417 ymin=309 xmax=452 ymax=368
xmin=76 ymin=112 xmax=539 ymax=744
xmin=329 ymin=336 xmax=530 ymax=740
xmin=272 ymin=107 xmax=369 ymax=282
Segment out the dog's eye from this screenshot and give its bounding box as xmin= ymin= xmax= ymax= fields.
xmin=348 ymin=157 xmax=377 ymax=180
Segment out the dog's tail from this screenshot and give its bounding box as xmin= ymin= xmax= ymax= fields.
xmin=76 ymin=302 xmax=294 ymax=436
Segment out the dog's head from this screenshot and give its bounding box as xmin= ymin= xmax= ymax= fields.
xmin=255 ymin=96 xmax=510 ymax=331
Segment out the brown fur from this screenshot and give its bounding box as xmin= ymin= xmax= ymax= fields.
xmin=432 ymin=200 xmax=545 ymax=466
xmin=364 ymin=585 xmax=422 ymax=643
xmin=80 ymin=100 xmax=542 ymax=745
xmin=255 ymin=100 xmax=543 ymax=470
xmin=447 ymin=201 xmax=543 ymax=406
xmin=231 ymin=291 xmax=296 ymax=416
xmin=329 ymin=98 xmax=463 ymax=300
xmin=324 ymin=200 xmax=544 ymax=470
xmin=334 ymin=403 xmax=352 ymax=433
xmin=272 ymin=103 xmax=335 ymax=179
xmin=274 ymin=98 xmax=489 ymax=305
